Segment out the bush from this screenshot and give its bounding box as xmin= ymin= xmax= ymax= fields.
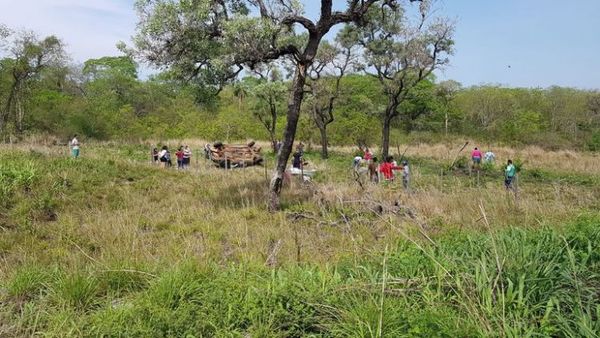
xmin=586 ymin=131 xmax=600 ymax=152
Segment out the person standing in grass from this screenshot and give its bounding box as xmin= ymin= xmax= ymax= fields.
xmin=484 ymin=149 xmax=496 ymax=163
xmin=292 ymin=150 xmax=303 ymax=170
xmin=352 ymin=155 xmax=363 ymax=170
xmin=152 ymin=147 xmax=159 ymax=164
xmin=70 ymin=134 xmax=80 ymax=158
xmin=176 ymin=146 xmax=185 ymax=169
xmin=379 ymin=156 xmax=403 ymax=182
xmin=401 ymin=159 xmax=410 ymax=190
xmin=471 ymin=147 xmax=482 ymax=168
xmin=363 ymin=147 xmax=373 ymax=162
xmin=183 ymin=145 xmax=192 ymax=169
xmin=368 ymin=157 xmax=379 ymax=183
xmin=505 ymin=159 xmax=516 ymax=190
xmin=158 ymin=146 xmax=171 ymax=168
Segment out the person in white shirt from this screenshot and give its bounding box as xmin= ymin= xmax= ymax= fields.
xmin=158 ymin=146 xmax=171 ymax=168
xmin=183 ymin=145 xmax=192 ymax=168
xmin=484 ymin=150 xmax=496 ymax=163
xmin=401 ymin=160 xmax=410 ymax=190
xmin=353 ymin=156 xmax=362 ymax=170
xmin=70 ymin=135 xmax=80 ymax=158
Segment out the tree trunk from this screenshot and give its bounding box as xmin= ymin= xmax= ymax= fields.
xmin=269 ymin=132 xmax=277 ymax=152
xmin=445 ymin=112 xmax=448 ymax=136
xmin=270 ymin=102 xmax=277 ymax=152
xmin=381 ymin=104 xmax=397 ymax=159
xmin=381 ymin=117 xmax=391 ymax=159
xmin=0 ymin=81 xmax=18 ymax=133
xmin=268 ymin=63 xmax=307 ymax=211
xmin=16 ymin=93 xmax=24 ymax=133
xmin=319 ymin=125 xmax=329 ymax=159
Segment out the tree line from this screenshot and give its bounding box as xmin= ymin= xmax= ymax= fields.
xmin=1 ymin=1 xmax=599 ymax=209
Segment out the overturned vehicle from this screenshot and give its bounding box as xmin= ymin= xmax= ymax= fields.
xmin=204 ymin=141 xmax=264 ymax=168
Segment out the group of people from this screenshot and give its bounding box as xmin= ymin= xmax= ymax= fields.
xmin=471 ymin=146 xmax=516 ymax=190
xmin=353 ymin=148 xmax=411 ymax=190
xmin=352 ymin=146 xmax=517 ymax=192
xmin=470 ymin=147 xmax=496 ymax=167
xmin=68 ymin=135 xmax=516 ymax=191
xmin=152 ymin=145 xmax=193 ymax=169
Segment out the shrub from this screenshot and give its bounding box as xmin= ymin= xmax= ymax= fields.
xmin=50 ymin=272 xmax=100 ymax=310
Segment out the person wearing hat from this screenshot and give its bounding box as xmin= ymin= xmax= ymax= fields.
xmin=401 ymin=159 xmax=410 ymax=191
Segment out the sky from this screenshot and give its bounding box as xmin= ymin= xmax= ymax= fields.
xmin=0 ymin=0 xmax=599 ymax=89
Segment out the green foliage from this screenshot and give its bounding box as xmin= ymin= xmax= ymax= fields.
xmin=83 ymin=56 xmax=137 ymax=80
xmin=6 ymin=264 xmax=51 ymax=300
xmin=500 ymin=109 xmax=545 ymax=142
xmin=0 ymin=159 xmax=37 ymax=203
xmin=586 ymin=131 xmax=600 ymax=151
xmin=50 ymin=272 xmax=100 ymax=310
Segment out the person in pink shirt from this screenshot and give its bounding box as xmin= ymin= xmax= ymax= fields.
xmin=471 ymin=147 xmax=482 ymax=168
xmin=363 ymin=147 xmax=373 ymax=162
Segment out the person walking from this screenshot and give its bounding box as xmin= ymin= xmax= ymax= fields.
xmin=70 ymin=135 xmax=80 ymax=158
xmin=183 ymin=145 xmax=192 ymax=169
xmin=352 ymin=155 xmax=363 ymax=170
xmin=484 ymin=149 xmax=496 ymax=163
xmin=504 ymin=159 xmax=516 ymax=190
xmin=471 ymin=147 xmax=482 ymax=167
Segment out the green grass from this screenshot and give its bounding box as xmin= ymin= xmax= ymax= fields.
xmin=2 ymin=216 xmax=599 ymax=336
xmin=0 ymin=143 xmax=599 ymax=336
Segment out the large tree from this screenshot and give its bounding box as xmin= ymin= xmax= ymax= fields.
xmin=247 ymin=65 xmax=287 ymax=151
xmin=306 ymin=37 xmax=356 ymax=159
xmin=0 ymin=30 xmax=65 ymax=134
xmin=133 ymin=0 xmax=402 ymax=211
xmin=350 ymin=1 xmax=454 ymax=158
xmin=436 ymin=79 xmax=461 ymax=136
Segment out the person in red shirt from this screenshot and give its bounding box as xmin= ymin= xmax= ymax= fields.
xmin=176 ymin=146 xmax=185 ymax=169
xmin=379 ymin=156 xmax=403 ymax=181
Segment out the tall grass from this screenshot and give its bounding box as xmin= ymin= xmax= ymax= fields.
xmin=0 ymin=141 xmax=598 ymax=336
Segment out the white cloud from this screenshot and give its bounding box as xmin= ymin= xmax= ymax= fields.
xmin=0 ymin=0 xmax=137 ymax=63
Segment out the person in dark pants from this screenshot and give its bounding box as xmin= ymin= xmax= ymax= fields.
xmin=368 ymin=157 xmax=379 ymax=183
xmin=292 ymin=151 xmax=302 ymax=169
xmin=152 ymin=147 xmax=159 ymax=164
xmin=158 ymin=146 xmax=171 ymax=168
xmin=176 ymin=146 xmax=184 ymax=169
xmin=183 ymin=145 xmax=192 ymax=169
xmin=505 ymin=159 xmax=516 ymax=190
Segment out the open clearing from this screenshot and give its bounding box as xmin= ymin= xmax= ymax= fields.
xmin=1 ymin=141 xmax=599 ymax=337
